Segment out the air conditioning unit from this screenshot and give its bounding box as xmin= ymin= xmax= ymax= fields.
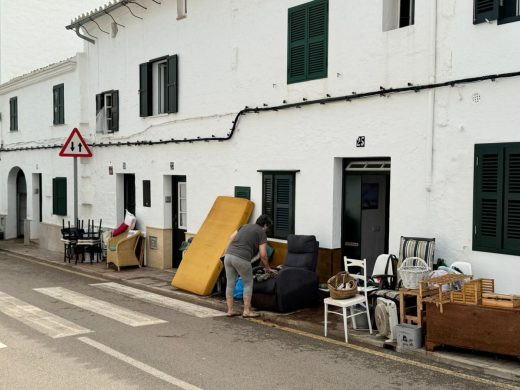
xmin=375 ymin=297 xmax=398 ymax=342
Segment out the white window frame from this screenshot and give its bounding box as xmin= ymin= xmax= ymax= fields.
xmin=177 ymin=0 xmax=187 ymax=19
xmin=152 ymin=60 xmax=167 ymax=115
xmin=382 ymin=0 xmax=414 ymax=32
xmin=178 ymin=182 xmax=187 ymax=229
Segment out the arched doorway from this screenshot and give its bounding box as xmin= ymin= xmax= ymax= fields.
xmin=6 ymin=167 xmax=27 ymax=239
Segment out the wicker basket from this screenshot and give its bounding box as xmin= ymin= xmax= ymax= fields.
xmin=327 ymin=272 xmax=357 ymax=299
xmin=399 ymin=257 xmax=430 ymax=289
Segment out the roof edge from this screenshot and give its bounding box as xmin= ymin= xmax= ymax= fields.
xmin=0 ymin=58 xmax=77 ymax=95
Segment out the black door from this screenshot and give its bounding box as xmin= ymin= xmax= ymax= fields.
xmin=172 ymin=176 xmax=187 ymax=268
xmin=16 ymin=171 xmax=27 ymax=238
xmin=124 ymin=174 xmax=136 ymax=215
xmin=343 ymin=169 xmax=390 ymax=275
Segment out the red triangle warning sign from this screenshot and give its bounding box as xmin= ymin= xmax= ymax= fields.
xmin=59 ymin=128 xmax=93 ymax=157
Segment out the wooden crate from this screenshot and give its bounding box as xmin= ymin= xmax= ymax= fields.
xmin=450 ymin=278 xmax=494 ymax=305
xmin=482 ymin=293 xmax=520 ymax=308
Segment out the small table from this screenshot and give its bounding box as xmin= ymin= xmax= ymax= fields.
xmin=399 ymin=286 xmax=437 ymax=327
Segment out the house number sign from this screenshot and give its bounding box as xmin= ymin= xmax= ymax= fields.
xmin=356 ymin=136 xmax=365 ymax=148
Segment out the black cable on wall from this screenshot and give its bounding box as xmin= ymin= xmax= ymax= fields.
xmin=1 ymin=70 xmax=519 ymax=153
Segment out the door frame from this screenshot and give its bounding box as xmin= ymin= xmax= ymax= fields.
xmin=341 ymin=158 xmax=391 ymax=269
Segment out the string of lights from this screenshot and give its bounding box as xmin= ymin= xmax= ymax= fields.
xmin=1 ymin=70 xmax=519 ymax=153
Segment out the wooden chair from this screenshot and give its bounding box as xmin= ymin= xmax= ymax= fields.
xmin=106 ymin=230 xmax=141 ymax=271
xmin=324 ymin=257 xmax=373 ymax=342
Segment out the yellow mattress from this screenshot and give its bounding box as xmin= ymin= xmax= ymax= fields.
xmin=172 ymin=196 xmax=254 ymax=295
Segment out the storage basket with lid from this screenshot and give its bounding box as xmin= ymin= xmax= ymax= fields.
xmin=399 ymin=257 xmax=430 ymax=289
xmin=327 ymin=272 xmax=357 ymax=299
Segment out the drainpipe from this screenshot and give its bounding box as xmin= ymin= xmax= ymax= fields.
xmin=425 ymin=0 xmax=438 ymax=192
xmin=74 ymin=26 xmax=95 ymax=45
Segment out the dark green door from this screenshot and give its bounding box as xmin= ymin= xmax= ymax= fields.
xmin=172 ymin=176 xmax=187 ymax=268
xmin=123 ymin=174 xmax=136 ymax=215
xmin=343 ymin=170 xmax=390 ymax=275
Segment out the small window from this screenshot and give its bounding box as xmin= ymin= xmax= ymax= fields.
xmin=178 ymin=182 xmax=187 ymax=229
xmin=52 ymin=177 xmax=67 ymax=216
xmin=177 ymin=0 xmax=187 ymax=19
xmin=383 ymin=0 xmax=415 ymax=31
xmin=262 ymin=172 xmax=295 ymax=239
xmin=139 ymin=55 xmax=178 ymax=117
xmin=143 ymin=180 xmax=151 ymax=207
xmin=499 ymin=0 xmax=520 ymax=23
xmin=96 ymin=90 xmax=119 ymax=133
xmin=53 ymin=84 xmax=65 ymax=125
xmin=9 ymin=97 xmax=18 ymax=131
xmin=287 ymin=0 xmax=329 ymax=84
xmin=234 ymin=186 xmax=251 ymax=200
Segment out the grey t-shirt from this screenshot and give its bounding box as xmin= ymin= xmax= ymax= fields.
xmin=226 ymin=224 xmax=267 ymax=262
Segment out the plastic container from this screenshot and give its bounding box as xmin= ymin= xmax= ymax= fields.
xmin=396 ymin=323 xmax=422 ymax=349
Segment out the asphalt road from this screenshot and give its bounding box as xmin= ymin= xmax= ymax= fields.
xmin=0 ymin=252 xmax=517 ymax=390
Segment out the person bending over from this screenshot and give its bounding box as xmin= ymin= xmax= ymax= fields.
xmin=224 ymin=214 xmax=274 ymax=317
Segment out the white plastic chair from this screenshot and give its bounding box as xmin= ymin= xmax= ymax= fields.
xmin=450 ymin=261 xmax=472 ymax=275
xmin=324 ymin=257 xmax=373 ymax=342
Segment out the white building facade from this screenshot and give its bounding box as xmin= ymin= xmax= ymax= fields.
xmin=1 ymin=0 xmax=520 ymax=293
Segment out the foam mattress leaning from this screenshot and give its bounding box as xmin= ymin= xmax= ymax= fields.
xmin=172 ymin=196 xmax=254 ymax=296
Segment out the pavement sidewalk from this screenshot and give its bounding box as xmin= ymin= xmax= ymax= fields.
xmin=0 ymin=239 xmax=519 ymax=383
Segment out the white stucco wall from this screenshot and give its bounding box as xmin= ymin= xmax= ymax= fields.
xmin=1 ymin=0 xmax=520 ymax=292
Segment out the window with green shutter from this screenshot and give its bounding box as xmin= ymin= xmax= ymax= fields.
xmin=52 ymin=177 xmax=67 ymax=216
xmin=473 ymin=143 xmax=520 ymax=254
xmin=9 ymin=97 xmax=18 ymax=131
xmin=262 ymin=172 xmax=295 ymax=239
xmin=234 ymin=186 xmax=251 ymax=200
xmin=287 ymin=0 xmax=328 ymax=84
xmin=139 ymin=54 xmax=178 ymax=117
xmin=53 ymin=84 xmax=64 ymax=125
xmin=474 ymin=0 xmax=520 ymax=25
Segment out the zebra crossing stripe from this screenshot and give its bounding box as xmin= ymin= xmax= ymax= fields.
xmin=0 ymin=342 xmax=6 ymax=349
xmin=34 ymin=287 xmax=167 ymax=327
xmin=91 ymin=282 xmax=226 ymax=318
xmin=0 ymin=291 xmax=91 ymax=338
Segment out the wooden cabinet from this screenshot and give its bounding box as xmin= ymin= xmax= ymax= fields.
xmin=425 ymin=302 xmax=520 ymax=358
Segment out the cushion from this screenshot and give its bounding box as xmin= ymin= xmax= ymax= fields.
xmin=399 ymin=236 xmax=435 ymax=268
xmin=112 ymin=223 xmax=128 ymax=237
xmin=284 ymin=235 xmax=318 ymax=270
xmin=124 ymin=210 xmax=137 ymax=229
xmin=172 ymin=196 xmax=254 ymax=296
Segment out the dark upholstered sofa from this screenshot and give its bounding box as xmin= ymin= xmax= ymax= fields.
xmin=252 ymin=234 xmax=319 ymax=313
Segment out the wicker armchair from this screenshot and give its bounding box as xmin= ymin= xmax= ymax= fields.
xmin=106 ymin=230 xmax=141 ymax=271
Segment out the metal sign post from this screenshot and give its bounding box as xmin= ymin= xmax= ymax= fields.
xmin=59 ymin=128 xmax=93 ymax=227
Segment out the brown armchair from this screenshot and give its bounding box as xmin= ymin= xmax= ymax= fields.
xmin=106 ymin=230 xmax=141 ymax=271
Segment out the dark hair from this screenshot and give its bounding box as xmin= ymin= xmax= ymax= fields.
xmin=256 ymin=214 xmax=273 ymax=228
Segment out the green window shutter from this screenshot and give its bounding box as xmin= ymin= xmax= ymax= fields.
xmin=167 ymin=55 xmax=178 ymax=114
xmin=234 ymin=186 xmax=251 ymax=200
xmin=53 ymin=177 xmax=67 ymax=216
xmin=473 ymin=144 xmax=503 ymax=251
xmin=10 ymin=97 xmax=18 ymax=131
xmin=273 ymin=174 xmax=295 ymax=239
xmin=473 ymin=0 xmax=498 ymax=24
xmin=262 ymin=173 xmax=274 ymax=222
xmin=288 ymin=5 xmax=307 ymax=83
xmin=503 ymin=146 xmax=520 ymax=251
xmin=53 ymin=86 xmax=59 ymax=124
xmin=53 ymin=84 xmax=64 ymax=124
xmin=9 ymin=98 xmax=14 ymax=130
xmin=307 ymin=0 xmax=328 ymax=80
xmin=111 ymin=90 xmax=119 ymax=132
xmin=139 ymin=62 xmax=152 ymax=117
xmin=58 ymin=84 xmax=64 ymax=124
